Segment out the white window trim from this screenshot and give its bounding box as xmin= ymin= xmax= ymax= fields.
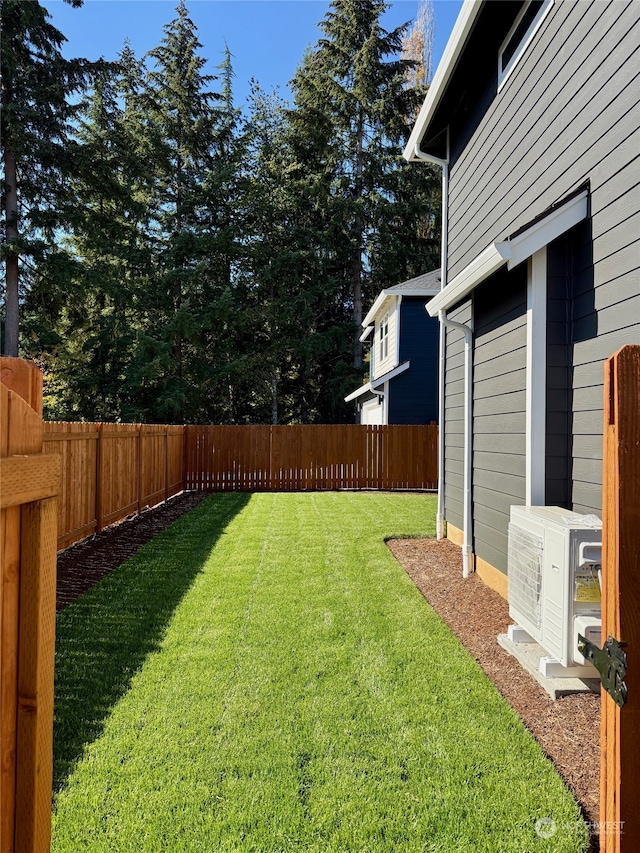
xmin=498 ymin=0 xmax=554 ymax=93
xmin=526 ymin=247 xmax=547 ymax=506
xmin=379 ymin=312 xmax=389 ymax=362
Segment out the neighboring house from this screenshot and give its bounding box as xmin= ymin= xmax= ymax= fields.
xmin=345 ymin=270 xmax=441 ymax=425
xmin=404 ymin=0 xmax=640 ymax=594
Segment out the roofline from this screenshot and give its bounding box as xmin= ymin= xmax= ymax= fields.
xmin=362 ymin=286 xmax=440 ymax=328
xmin=403 ymin=0 xmax=483 ymax=163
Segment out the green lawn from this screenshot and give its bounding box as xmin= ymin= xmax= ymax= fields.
xmin=53 ymin=492 xmax=589 ymax=852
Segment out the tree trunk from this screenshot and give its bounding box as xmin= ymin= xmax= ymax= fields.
xmin=352 ymin=109 xmax=364 ymax=369
xmin=3 ymin=147 xmax=19 ymax=357
xmin=271 ymin=373 xmax=278 ymax=425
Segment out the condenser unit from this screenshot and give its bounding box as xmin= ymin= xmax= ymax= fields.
xmin=507 ymin=506 xmax=602 ymax=677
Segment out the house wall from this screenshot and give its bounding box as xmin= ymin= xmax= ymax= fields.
xmin=372 ymin=302 xmax=398 ymax=380
xmin=446 ymin=0 xmax=640 ymax=520
xmin=389 ymin=298 xmax=439 ymax=424
xmin=443 ymin=300 xmax=471 ymax=532
xmin=472 ymin=265 xmax=527 ymax=576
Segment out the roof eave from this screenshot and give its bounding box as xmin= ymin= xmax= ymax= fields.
xmin=403 ymin=0 xmax=483 ymax=162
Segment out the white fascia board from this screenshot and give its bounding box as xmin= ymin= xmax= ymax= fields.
xmin=426 ymin=243 xmax=510 ymax=315
xmin=363 ymin=287 xmax=441 ymax=328
xmin=371 ymin=360 xmax=411 ymax=389
xmin=359 ymin=325 xmax=374 ymax=343
xmin=427 ymin=189 xmax=589 ymax=316
xmin=403 ymin=0 xmax=482 ymax=162
xmin=496 ymin=190 xmax=588 ymax=270
xmin=344 ymin=383 xmax=373 ymax=403
xmin=362 ymin=292 xmax=393 ymax=328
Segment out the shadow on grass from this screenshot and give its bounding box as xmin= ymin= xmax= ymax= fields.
xmin=53 ymin=492 xmax=251 ymax=794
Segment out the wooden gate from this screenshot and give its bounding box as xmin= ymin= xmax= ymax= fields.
xmin=1 ymin=359 xmax=59 ymax=853
xmin=601 ymin=345 xmax=640 ymax=851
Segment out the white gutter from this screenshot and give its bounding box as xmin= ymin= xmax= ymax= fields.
xmin=438 ymin=310 xmax=473 ymax=578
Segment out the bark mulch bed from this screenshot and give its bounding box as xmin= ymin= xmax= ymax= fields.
xmin=56 ymin=497 xmax=600 ymax=846
xmin=388 ymin=537 xmax=600 ymax=841
xmin=56 ymin=492 xmax=209 ymax=611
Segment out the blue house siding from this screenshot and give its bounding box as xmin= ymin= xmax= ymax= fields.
xmin=388 ymin=297 xmax=439 ymax=424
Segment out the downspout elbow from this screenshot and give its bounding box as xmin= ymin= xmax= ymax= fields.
xmin=412 ymin=142 xmax=449 ymax=168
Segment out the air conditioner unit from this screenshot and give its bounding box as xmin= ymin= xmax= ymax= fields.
xmin=507 ymin=506 xmax=602 ymax=677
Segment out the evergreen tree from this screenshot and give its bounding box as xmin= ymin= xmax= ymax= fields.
xmin=0 ymin=0 xmax=99 ymax=355
xmin=138 ymin=0 xmax=221 ymax=422
xmin=285 ymin=0 xmax=440 ymax=417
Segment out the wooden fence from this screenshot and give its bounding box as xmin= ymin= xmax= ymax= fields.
xmin=601 ymin=345 xmax=640 ymax=851
xmin=43 ymin=423 xmax=185 ymax=550
xmin=1 ymin=360 xmax=59 ymax=853
xmin=185 ymin=424 xmax=438 ymax=492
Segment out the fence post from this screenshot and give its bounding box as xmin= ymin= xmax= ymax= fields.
xmin=164 ymin=427 xmax=169 ymax=503
xmin=0 ymin=357 xmax=43 ymax=416
xmin=95 ymin=423 xmax=103 ymax=534
xmin=601 ymin=345 xmax=640 ymax=851
xmin=1 ymin=360 xmax=58 ymax=853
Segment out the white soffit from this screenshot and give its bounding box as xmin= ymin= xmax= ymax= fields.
xmin=403 ymin=0 xmax=482 ymax=162
xmin=360 ymin=325 xmax=374 ymax=343
xmin=427 ymin=189 xmax=588 ymax=316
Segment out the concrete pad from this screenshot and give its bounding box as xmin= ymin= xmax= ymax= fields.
xmin=497 ymin=633 xmax=600 ymax=701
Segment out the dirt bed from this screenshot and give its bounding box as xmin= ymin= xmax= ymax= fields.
xmin=55 ymin=495 xmax=599 ymax=845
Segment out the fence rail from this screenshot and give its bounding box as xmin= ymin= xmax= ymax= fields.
xmin=43 ymin=423 xmax=185 ymax=550
xmin=185 ymin=424 xmax=438 ymax=492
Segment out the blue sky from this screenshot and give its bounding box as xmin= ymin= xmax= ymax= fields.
xmin=42 ymin=0 xmax=463 ymax=108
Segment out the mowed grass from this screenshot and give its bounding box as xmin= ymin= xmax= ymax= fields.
xmin=52 ymin=492 xmax=589 ymax=852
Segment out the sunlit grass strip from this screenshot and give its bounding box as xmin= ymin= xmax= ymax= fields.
xmin=52 ymin=492 xmax=589 ymax=852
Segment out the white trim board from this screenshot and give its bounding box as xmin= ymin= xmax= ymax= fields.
xmin=526 ymin=247 xmax=547 ymax=506
xmin=426 ymin=190 xmax=588 ymax=316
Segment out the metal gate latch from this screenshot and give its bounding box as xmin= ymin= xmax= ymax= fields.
xmin=577 ymin=634 xmax=627 ymax=708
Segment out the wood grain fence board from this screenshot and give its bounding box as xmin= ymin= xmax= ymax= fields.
xmin=1 ymin=363 xmax=59 ymax=853
xmin=15 ymin=498 xmax=57 ymax=853
xmin=1 ymin=504 xmax=20 ymax=853
xmin=0 ymin=359 xmax=43 ymax=417
xmin=601 ymin=345 xmax=640 ymax=852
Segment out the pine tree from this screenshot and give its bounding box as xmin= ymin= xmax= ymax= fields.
xmin=136 ymin=0 xmax=221 ymax=422
xmin=284 ymin=0 xmax=440 ymax=418
xmin=0 ymin=0 xmax=99 ymax=355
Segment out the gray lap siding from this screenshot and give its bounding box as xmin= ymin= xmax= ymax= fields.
xmin=443 ymin=301 xmax=471 ymax=531
xmin=472 ymin=265 xmax=527 ymax=576
xmin=447 ymin=0 xmax=640 ymax=278
xmin=444 ymin=0 xmax=640 ymax=530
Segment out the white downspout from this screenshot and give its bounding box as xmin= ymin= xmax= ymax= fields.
xmin=413 ymin=140 xmax=448 ymax=541
xmin=437 ymin=310 xmax=473 ymax=578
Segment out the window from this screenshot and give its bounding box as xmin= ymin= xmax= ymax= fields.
xmin=379 ymin=313 xmax=389 ymax=362
xmin=498 ymin=0 xmax=554 ymax=91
